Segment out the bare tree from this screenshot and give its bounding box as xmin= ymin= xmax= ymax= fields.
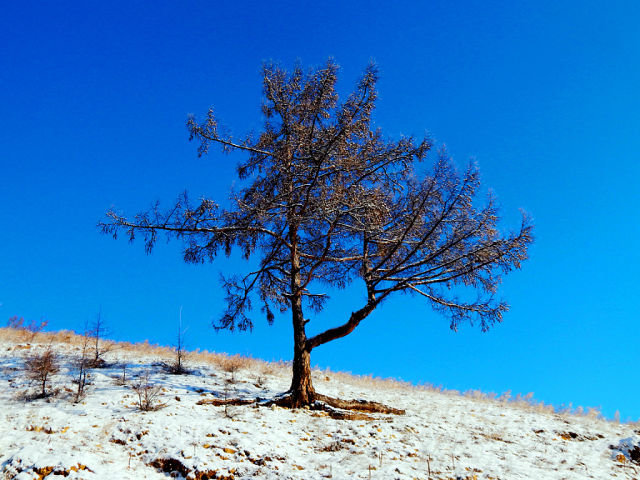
xmin=101 ymin=60 xmax=533 ymax=410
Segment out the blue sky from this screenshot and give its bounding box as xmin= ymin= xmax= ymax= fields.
xmin=2 ymin=1 xmax=639 ymax=419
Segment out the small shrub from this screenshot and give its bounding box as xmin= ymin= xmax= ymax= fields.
xmin=160 ymin=336 xmax=191 ymax=375
xmin=498 ymin=390 xmax=512 ymax=403
xmin=25 ymin=346 xmax=59 ymax=398
xmin=161 ymin=359 xmax=190 ymax=375
xmin=114 ymin=363 xmax=128 ymax=385
xmin=131 ymin=371 xmax=164 ymax=411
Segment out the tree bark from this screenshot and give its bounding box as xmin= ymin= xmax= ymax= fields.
xmin=289 ymin=338 xmax=315 ymax=407
xmin=287 ymin=223 xmax=316 ymax=407
xmin=287 ymin=283 xmax=316 ymax=406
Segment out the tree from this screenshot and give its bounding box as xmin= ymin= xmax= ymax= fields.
xmin=101 ymin=60 xmax=533 ymax=411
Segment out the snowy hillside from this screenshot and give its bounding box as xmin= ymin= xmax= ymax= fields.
xmin=1 ymin=329 xmax=638 ymax=479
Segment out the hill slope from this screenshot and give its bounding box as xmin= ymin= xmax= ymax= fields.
xmin=1 ymin=330 xmax=638 ymax=479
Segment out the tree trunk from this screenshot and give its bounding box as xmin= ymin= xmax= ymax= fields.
xmin=289 ymin=341 xmax=315 ymax=407
xmin=287 ymin=223 xmax=316 ymax=407
xmin=287 ymin=273 xmax=316 ymax=407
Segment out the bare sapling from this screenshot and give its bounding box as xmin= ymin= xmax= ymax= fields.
xmin=89 ymin=309 xmax=113 ymax=368
xmin=25 ymin=345 xmax=59 ymax=398
xmin=115 ymin=363 xmax=128 ymax=385
xmin=72 ymin=325 xmax=91 ymax=402
xmin=165 ymin=307 xmax=189 ymax=374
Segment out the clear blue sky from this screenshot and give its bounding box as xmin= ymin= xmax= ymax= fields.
xmin=2 ymin=1 xmax=638 ymax=419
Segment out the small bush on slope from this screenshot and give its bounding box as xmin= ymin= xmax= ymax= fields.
xmin=131 ymin=370 xmax=164 ymax=411
xmin=24 ymin=346 xmax=59 ymax=399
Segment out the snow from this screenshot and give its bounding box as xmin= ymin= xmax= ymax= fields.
xmin=1 ymin=332 xmax=638 ymax=479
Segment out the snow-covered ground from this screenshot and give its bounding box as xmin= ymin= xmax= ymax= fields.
xmin=1 ymin=330 xmax=638 ymax=479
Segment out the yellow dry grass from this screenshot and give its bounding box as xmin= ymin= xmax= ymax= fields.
xmin=0 ymin=327 xmax=288 ymax=377
xmin=0 ymin=327 xmax=609 ymax=421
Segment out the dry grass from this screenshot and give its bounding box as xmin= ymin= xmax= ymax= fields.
xmin=0 ymin=327 xmax=288 ymax=379
xmin=7 ymin=316 xmax=48 ymax=343
xmin=0 ymin=327 xmax=613 ymax=422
